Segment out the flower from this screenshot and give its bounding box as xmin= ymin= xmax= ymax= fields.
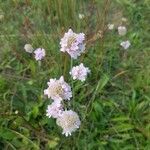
xmin=120 ymin=40 xmax=131 ymax=49
xmin=70 ymin=63 xmax=90 ymax=82
xmin=79 ymin=13 xmax=85 ymax=19
xmin=34 ymin=48 xmax=45 ymax=61
xmin=118 ymin=26 xmax=127 ymax=36
xmin=56 ymin=110 xmax=81 ymax=136
xmin=107 ymin=24 xmax=114 ymax=30
xmin=44 ymin=76 xmax=72 ymax=102
xmin=24 ymin=44 xmax=34 ymax=53
xmin=60 ymin=29 xmax=85 ymax=59
xmin=0 ymin=14 xmax=4 ymax=21
xmin=46 ymin=102 xmax=63 ymax=118
xmin=121 ymin=17 xmax=127 ymax=22
xmin=14 ymin=110 xmax=19 ymax=114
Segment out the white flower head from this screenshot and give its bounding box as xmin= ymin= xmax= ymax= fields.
xmin=120 ymin=40 xmax=131 ymax=49
xmin=0 ymin=14 xmax=4 ymax=20
xmin=56 ymin=110 xmax=81 ymax=137
xmin=79 ymin=13 xmax=85 ymax=19
xmin=60 ymin=29 xmax=85 ymax=59
xmin=24 ymin=44 xmax=34 ymax=53
xmin=107 ymin=24 xmax=114 ymax=30
xmin=118 ymin=26 xmax=127 ymax=36
xmin=70 ymin=63 xmax=90 ymax=82
xmin=34 ymin=48 xmax=46 ymax=61
xmin=46 ymin=102 xmax=63 ymax=118
xmin=121 ymin=17 xmax=127 ymax=22
xmin=44 ymin=76 xmax=72 ymax=102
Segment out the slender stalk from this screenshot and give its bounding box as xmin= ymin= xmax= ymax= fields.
xmin=77 ymin=79 xmax=101 ymax=140
xmin=38 ymin=60 xmax=41 ymax=68
xmin=63 ymin=54 xmax=67 ymax=77
xmin=70 ymin=58 xmax=74 ymax=107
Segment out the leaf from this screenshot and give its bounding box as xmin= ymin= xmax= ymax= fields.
xmin=32 ymin=106 xmax=39 ymax=118
xmin=111 ymin=116 xmax=130 ymax=122
xmin=113 ymin=124 xmax=134 ymax=132
xmin=27 ymin=106 xmax=39 ymax=119
xmin=29 ymin=60 xmax=36 ymax=76
xmin=97 ymin=74 xmax=109 ymax=92
xmin=47 ymin=140 xmax=58 ymax=149
xmin=0 ymin=128 xmax=16 ymax=140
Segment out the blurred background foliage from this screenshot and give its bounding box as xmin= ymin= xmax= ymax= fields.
xmin=0 ymin=0 xmax=150 ymax=149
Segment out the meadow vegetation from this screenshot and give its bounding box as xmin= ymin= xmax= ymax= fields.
xmin=0 ymin=0 xmax=150 ymax=149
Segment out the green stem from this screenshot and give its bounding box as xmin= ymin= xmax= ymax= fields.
xmin=38 ymin=60 xmax=41 ymax=69
xmin=70 ymin=58 xmax=74 ymax=108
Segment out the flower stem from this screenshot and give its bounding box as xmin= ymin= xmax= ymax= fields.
xmin=38 ymin=60 xmax=41 ymax=68
xmin=70 ymin=58 xmax=74 ymax=107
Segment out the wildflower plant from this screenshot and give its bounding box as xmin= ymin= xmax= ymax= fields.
xmin=44 ymin=23 xmax=130 ymax=137
xmin=43 ymin=29 xmax=90 ymax=136
xmin=22 ymin=19 xmax=131 ymax=138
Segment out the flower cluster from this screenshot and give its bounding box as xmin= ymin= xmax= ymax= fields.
xmin=118 ymin=26 xmax=127 ymax=36
xmin=118 ymin=25 xmax=131 ymax=50
xmin=56 ymin=110 xmax=81 ymax=136
xmin=46 ymin=102 xmax=63 ymax=118
xmin=79 ymin=13 xmax=85 ymax=19
xmin=70 ymin=63 xmax=90 ymax=82
xmin=120 ymin=40 xmax=131 ymax=49
xmin=60 ymin=29 xmax=85 ymax=59
xmin=24 ymin=44 xmax=34 ymax=53
xmin=44 ymin=76 xmax=72 ymax=102
xmin=34 ymin=48 xmax=46 ymax=61
xmin=44 ymin=76 xmax=80 ymax=136
xmin=44 ymin=29 xmax=90 ymax=136
xmin=107 ymin=24 xmax=114 ymax=30
xmin=107 ymin=19 xmax=131 ymax=50
xmin=24 ymin=44 xmax=46 ymax=61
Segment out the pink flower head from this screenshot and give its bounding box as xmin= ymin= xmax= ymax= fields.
xmin=60 ymin=29 xmax=85 ymax=59
xmin=118 ymin=26 xmax=127 ymax=36
xmin=70 ymin=63 xmax=90 ymax=82
xmin=120 ymin=40 xmax=131 ymax=49
xmin=34 ymin=48 xmax=45 ymax=61
xmin=56 ymin=110 xmax=81 ymax=136
xmin=107 ymin=24 xmax=114 ymax=30
xmin=24 ymin=44 xmax=34 ymax=53
xmin=46 ymin=102 xmax=63 ymax=118
xmin=44 ymin=76 xmax=72 ymax=102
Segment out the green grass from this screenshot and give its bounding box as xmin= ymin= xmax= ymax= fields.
xmin=0 ymin=0 xmax=150 ymax=149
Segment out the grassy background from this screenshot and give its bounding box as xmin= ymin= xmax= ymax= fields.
xmin=0 ymin=0 xmax=150 ymax=149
